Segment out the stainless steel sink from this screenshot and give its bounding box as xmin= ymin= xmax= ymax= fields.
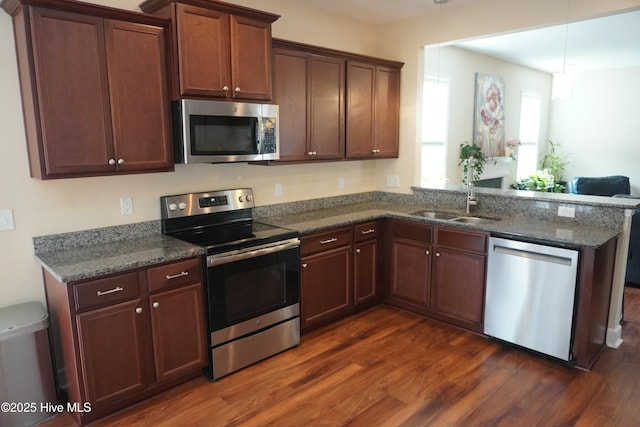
xmin=449 ymin=216 xmax=500 ymax=225
xmin=409 ymin=210 xmax=460 ymax=220
xmin=410 ymin=210 xmax=500 ymax=224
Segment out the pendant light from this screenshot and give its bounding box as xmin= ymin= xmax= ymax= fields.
xmin=551 ymin=0 xmax=573 ymax=100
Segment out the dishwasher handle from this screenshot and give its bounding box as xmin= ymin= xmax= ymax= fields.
xmin=493 ymin=244 xmax=574 ymax=266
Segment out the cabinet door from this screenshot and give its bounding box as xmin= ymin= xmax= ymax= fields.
xmin=374 ymin=66 xmax=400 ymax=157
xmin=388 ymin=239 xmax=432 ymax=314
xmin=176 ymin=4 xmax=230 ymax=98
xmin=76 ymin=299 xmax=150 ymax=407
xmin=149 ymin=284 xmax=207 ymax=382
xmin=301 ymin=246 xmax=351 ymax=330
xmin=230 ymin=15 xmax=273 ymax=100
xmin=105 ymin=20 xmax=173 ymax=172
xmin=354 ymin=239 xmax=378 ymax=307
xmin=29 ymin=8 xmax=114 ymax=177
xmin=309 ymin=55 xmax=345 ymax=159
xmin=273 ymin=48 xmax=308 ymax=161
xmin=431 ymin=247 xmax=486 ymax=332
xmin=346 ymin=61 xmax=375 ymax=159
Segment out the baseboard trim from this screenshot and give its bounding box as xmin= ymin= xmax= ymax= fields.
xmin=606 ymin=324 xmax=623 ymax=348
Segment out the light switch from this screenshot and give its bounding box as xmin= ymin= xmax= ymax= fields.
xmin=0 ymin=209 xmax=15 ymax=231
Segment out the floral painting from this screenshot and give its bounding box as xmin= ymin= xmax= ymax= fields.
xmin=473 ymin=73 xmax=505 ymax=158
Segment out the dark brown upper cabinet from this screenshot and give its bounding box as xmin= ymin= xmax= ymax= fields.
xmin=2 ymin=0 xmax=173 ymax=179
xmin=139 ymin=0 xmax=279 ymax=101
xmin=268 ymin=39 xmax=403 ymax=164
xmin=346 ymin=62 xmax=401 ymax=159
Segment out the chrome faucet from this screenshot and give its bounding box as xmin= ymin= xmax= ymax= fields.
xmin=466 ymin=156 xmax=477 ymax=214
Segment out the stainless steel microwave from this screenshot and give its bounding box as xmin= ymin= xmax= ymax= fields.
xmin=172 ymin=99 xmax=279 ymax=163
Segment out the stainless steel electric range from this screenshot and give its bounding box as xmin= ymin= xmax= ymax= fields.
xmin=160 ymin=188 xmax=300 ymax=380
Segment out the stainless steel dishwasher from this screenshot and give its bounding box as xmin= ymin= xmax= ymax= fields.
xmin=484 ymin=236 xmax=579 ymax=361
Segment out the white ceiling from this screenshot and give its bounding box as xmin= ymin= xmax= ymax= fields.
xmin=300 ymin=0 xmax=640 ymax=74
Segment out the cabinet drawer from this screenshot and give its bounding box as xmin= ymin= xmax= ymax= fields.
xmin=74 ymin=272 xmax=140 ymax=312
xmin=301 ymin=227 xmax=352 ymax=256
xmin=393 ymin=220 xmax=433 ymax=243
xmin=147 ymin=257 xmax=202 ymax=293
xmin=437 ymin=228 xmax=487 ymax=253
xmin=354 ymin=221 xmax=380 ymax=243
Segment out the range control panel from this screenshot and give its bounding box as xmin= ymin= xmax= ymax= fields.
xmin=161 ymin=188 xmax=255 ymax=219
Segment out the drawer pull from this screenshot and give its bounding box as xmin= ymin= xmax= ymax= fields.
xmin=361 ymin=229 xmax=375 ymax=235
xmin=153 ymin=302 xmax=160 ymax=309
xmin=96 ymin=287 xmax=124 ymax=296
xmin=166 ymin=271 xmax=189 ymax=280
xmin=320 ymin=238 xmax=338 ymax=245
xmin=135 ymin=307 xmax=143 ymax=314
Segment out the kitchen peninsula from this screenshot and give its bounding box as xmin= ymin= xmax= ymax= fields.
xmin=35 ymin=187 xmax=637 ymax=400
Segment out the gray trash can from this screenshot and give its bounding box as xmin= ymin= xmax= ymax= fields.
xmin=0 ymin=302 xmax=57 ymax=427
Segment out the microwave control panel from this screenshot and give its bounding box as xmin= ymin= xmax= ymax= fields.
xmin=262 ymin=117 xmax=277 ymax=154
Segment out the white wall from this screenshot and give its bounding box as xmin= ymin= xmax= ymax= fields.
xmin=424 ymin=46 xmax=552 ymax=185
xmin=376 ymin=0 xmax=640 ymax=192
xmin=549 ymin=67 xmax=640 ymax=194
xmin=1 ymin=0 xmax=638 ymax=308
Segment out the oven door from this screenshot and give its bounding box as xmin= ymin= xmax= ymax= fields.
xmin=205 ymin=238 xmax=300 ymax=344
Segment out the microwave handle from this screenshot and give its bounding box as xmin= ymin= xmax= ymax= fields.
xmin=256 ymin=118 xmax=262 ymax=154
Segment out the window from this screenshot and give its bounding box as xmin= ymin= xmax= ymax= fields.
xmin=516 ymin=91 xmax=542 ymax=179
xmin=421 ymin=75 xmax=449 ymax=186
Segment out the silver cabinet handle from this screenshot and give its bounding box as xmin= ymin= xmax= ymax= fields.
xmin=355 ymin=248 xmax=361 ymax=254
xmin=426 ymin=250 xmax=430 ymax=255
xmin=135 ymin=307 xmax=142 ymax=314
xmin=234 ymin=87 xmax=241 ymax=93
xmin=222 ymin=85 xmax=229 ymax=91
xmin=361 ymin=229 xmax=375 ymax=235
xmin=436 ymin=252 xmax=441 ymax=257
xmin=166 ymin=271 xmax=189 ymax=280
xmin=153 ymin=302 xmax=160 ymax=308
xmin=320 ymin=238 xmax=338 ymax=245
xmin=108 ymin=158 xmax=116 ymax=166
xmin=307 ymin=151 xmax=317 ymax=156
xmin=302 ymin=263 xmax=308 ymax=268
xmin=117 ymin=158 xmax=124 ymax=165
xmin=96 ymin=286 xmax=123 ymax=296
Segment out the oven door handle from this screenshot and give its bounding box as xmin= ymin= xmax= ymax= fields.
xmin=206 ymin=238 xmax=300 ymax=267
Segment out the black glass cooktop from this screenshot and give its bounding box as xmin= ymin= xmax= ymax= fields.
xmin=167 ymin=220 xmax=298 ymax=254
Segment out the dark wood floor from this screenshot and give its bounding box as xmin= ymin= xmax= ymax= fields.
xmin=41 ymin=287 xmax=640 ymax=426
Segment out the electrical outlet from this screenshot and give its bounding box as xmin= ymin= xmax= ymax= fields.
xmin=557 ymin=206 xmax=575 ymax=218
xmin=0 ymin=209 xmax=15 ymax=231
xmin=338 ymin=177 xmax=345 ymax=190
xmin=275 ymin=183 xmax=283 ymax=197
xmin=120 ymin=197 xmax=133 ymax=215
xmin=386 ymin=175 xmax=400 ymax=188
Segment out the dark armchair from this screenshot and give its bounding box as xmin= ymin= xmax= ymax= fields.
xmin=568 ymin=175 xmax=639 ymax=286
xmin=567 ymin=175 xmax=630 ymax=196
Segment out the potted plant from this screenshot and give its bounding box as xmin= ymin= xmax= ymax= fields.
xmin=459 ymin=142 xmax=486 ymax=184
xmin=540 ymin=140 xmax=570 ymax=185
xmin=511 ymin=170 xmax=565 ymax=193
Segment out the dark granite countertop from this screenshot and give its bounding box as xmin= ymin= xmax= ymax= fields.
xmin=257 ymin=201 xmax=620 ymax=249
xmin=35 ymin=234 xmax=204 ymax=283
xmin=34 ymin=192 xmax=623 ymax=284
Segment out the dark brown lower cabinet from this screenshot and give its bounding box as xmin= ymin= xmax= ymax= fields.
xmin=300 ymin=221 xmax=382 ymax=332
xmin=385 ymin=220 xmax=488 ymax=333
xmin=353 ymin=221 xmax=381 ymax=309
xmin=429 ymin=229 xmax=487 ymax=333
xmin=44 ymin=257 xmax=206 ymax=425
xmin=385 ymin=220 xmax=433 ymax=314
xmin=300 ymin=227 xmax=352 ymax=331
